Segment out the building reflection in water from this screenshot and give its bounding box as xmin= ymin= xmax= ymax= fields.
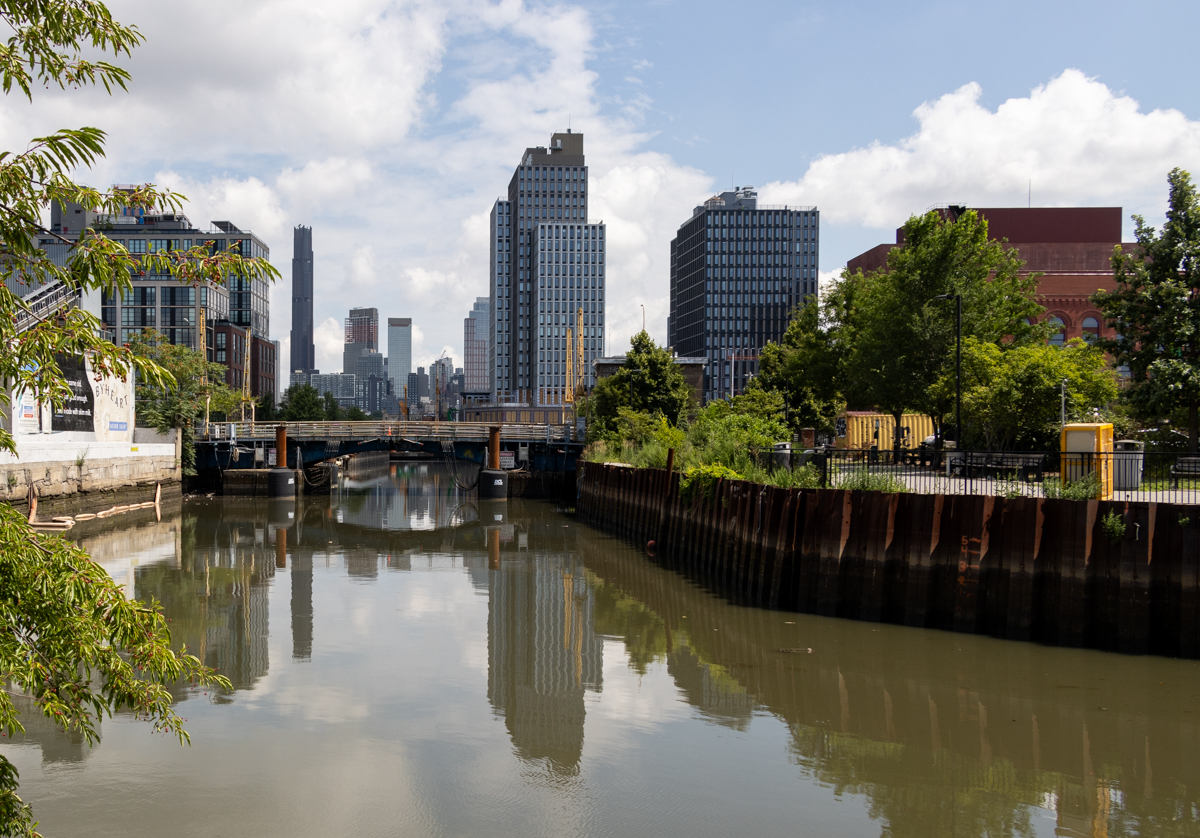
xmin=131 ymin=503 xmax=275 ymax=696
xmin=81 ymin=487 xmax=1200 ymax=838
xmin=574 ymin=532 xmax=1200 ymax=838
xmin=469 ymin=515 xmax=602 ymax=777
xmin=334 ymin=463 xmax=472 ymax=533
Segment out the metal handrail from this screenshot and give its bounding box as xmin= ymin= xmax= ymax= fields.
xmin=201 ymin=420 xmax=574 ymax=443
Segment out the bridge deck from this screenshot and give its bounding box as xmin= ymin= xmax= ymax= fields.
xmin=203 ymin=421 xmax=574 ymax=443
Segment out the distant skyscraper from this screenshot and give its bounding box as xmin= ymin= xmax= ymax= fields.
xmin=342 ymin=307 xmax=378 ymax=375
xmin=490 ymin=130 xmax=605 ymax=405
xmin=290 ymin=225 xmax=315 ymax=375
xmin=464 ymin=298 xmax=489 ymax=392
xmin=668 ymin=189 xmax=818 ymax=402
xmin=386 ymin=317 xmax=412 ymax=397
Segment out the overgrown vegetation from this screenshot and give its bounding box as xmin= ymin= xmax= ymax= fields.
xmin=126 ymin=331 xmax=239 ymax=475
xmin=1043 ymin=471 xmax=1103 ymax=501
xmin=1101 ymin=510 xmax=1127 ymax=543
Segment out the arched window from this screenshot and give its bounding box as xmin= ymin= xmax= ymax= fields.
xmin=1082 ymin=316 xmax=1100 ymax=342
xmin=1048 ymin=316 xmax=1066 ymax=347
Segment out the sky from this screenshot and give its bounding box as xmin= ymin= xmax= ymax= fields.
xmin=5 ymin=0 xmax=1200 ymax=373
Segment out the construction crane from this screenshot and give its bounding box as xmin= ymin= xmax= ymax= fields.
xmin=198 ymin=292 xmax=209 ymax=437
xmin=564 ymin=307 xmax=586 ymax=407
xmin=240 ymin=331 xmax=254 ymax=423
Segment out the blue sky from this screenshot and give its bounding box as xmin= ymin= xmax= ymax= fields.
xmin=5 ymin=0 xmax=1199 ymax=372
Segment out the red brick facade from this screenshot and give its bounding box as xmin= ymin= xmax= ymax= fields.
xmin=846 ymin=207 xmax=1128 ymax=344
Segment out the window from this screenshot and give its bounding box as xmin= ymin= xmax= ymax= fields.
xmin=1048 ymin=316 xmax=1066 ymax=347
xmin=1082 ymin=316 xmax=1100 ymax=342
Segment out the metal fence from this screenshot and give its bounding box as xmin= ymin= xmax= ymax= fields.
xmin=805 ymin=447 xmax=1200 ymax=505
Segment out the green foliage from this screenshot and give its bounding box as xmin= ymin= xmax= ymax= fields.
xmin=750 ymin=298 xmax=847 ymax=433
xmin=0 ymin=3 xmax=276 ymax=831
xmin=125 ymin=331 xmax=239 ymax=475
xmin=1101 ymin=510 xmax=1127 ymax=543
xmin=587 ymin=331 xmax=693 ymax=439
xmin=1094 ymin=168 xmax=1200 ymax=451
xmin=847 ymin=210 xmax=1049 ymax=447
xmin=322 ymin=391 xmax=341 ymax=420
xmin=0 ymin=505 xmax=230 ymax=837
xmin=679 ymin=463 xmax=743 ymax=503
xmin=277 ymin=384 xmax=323 ymax=421
xmin=930 ymin=336 xmax=1118 ymax=450
xmin=751 ymin=210 xmax=1050 ymax=450
xmin=1043 ymin=471 xmax=1102 ymax=501
xmin=345 ymin=406 xmax=367 ymax=421
xmin=834 ymin=469 xmax=908 ymax=493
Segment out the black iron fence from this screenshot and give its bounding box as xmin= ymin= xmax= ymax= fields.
xmin=800 ymin=447 xmax=1200 ymax=504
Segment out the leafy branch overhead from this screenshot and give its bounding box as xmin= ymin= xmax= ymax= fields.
xmin=0 ymin=2 xmax=279 ymax=835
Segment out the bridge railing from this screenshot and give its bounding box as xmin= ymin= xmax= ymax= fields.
xmin=200 ymin=421 xmax=576 ymax=443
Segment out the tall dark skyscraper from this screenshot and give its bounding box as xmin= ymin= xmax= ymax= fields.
xmin=290 ymin=225 xmax=315 ymax=375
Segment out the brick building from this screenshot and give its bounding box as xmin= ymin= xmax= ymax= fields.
xmin=846 ymin=207 xmax=1128 ymax=345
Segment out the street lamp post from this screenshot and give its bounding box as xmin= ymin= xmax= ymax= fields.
xmin=934 ymin=294 xmax=962 ymax=446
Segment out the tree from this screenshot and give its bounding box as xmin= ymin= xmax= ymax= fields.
xmin=322 ymin=391 xmax=342 ymax=420
xmin=0 ymin=4 xmax=276 ymax=833
xmin=587 ymin=331 xmax=693 ymax=439
xmin=931 ymin=337 xmax=1118 ymax=450
xmin=844 ymin=209 xmax=1046 ymax=452
xmin=1093 ymin=168 xmax=1200 ymax=450
xmin=345 ymin=405 xmax=367 ymax=421
xmin=751 ymin=288 xmax=852 ymax=433
xmin=125 ymin=331 xmax=239 ymax=475
xmin=277 ymin=384 xmax=324 ymax=421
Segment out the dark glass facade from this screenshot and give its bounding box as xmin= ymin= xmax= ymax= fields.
xmin=668 ymin=198 xmax=819 ymax=402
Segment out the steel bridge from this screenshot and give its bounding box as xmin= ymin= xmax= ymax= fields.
xmin=193 ymin=421 xmax=583 ymax=473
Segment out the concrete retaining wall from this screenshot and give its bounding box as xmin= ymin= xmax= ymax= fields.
xmin=577 ymin=463 xmax=1200 ymax=658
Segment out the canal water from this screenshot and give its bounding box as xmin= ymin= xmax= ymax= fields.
xmin=6 ymin=464 xmax=1200 ymax=837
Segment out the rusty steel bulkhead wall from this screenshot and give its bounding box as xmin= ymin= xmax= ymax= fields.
xmin=575 ymin=463 xmax=1200 ymax=658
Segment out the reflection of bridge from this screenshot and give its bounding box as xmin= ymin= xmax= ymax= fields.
xmin=194 ymin=421 xmax=583 ymax=472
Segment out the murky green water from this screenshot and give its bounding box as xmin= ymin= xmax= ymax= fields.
xmin=6 ymin=464 xmax=1200 ymax=836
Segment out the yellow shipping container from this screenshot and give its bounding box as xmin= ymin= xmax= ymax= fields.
xmin=835 ymin=412 xmax=936 ymax=450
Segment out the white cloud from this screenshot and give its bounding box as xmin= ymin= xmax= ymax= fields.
xmin=761 ymin=70 xmax=1200 ymax=238
xmin=2 ymin=0 xmax=709 ymax=364
xmin=314 ymin=317 xmax=346 ymax=375
xmin=10 ymin=2 xmax=1198 ymax=376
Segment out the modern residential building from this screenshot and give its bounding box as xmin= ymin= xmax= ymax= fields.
xmin=386 ymin=317 xmax=412 ymax=398
xmin=290 ymin=225 xmax=315 ymax=377
xmin=352 ymin=350 xmax=386 ymax=413
xmin=251 ymin=336 xmax=277 ymax=404
xmin=668 ymin=188 xmax=818 ymax=402
xmin=48 ymin=189 xmax=274 ymax=398
xmin=464 ymin=298 xmax=489 ymax=393
xmin=430 ymin=356 xmax=454 ymax=418
xmin=405 ymin=371 xmax=422 ymax=416
xmin=310 ymin=373 xmax=356 ymax=408
xmin=846 ymin=206 xmax=1125 ymax=345
xmin=490 ymin=130 xmax=605 ymax=406
xmin=213 ymin=321 xmax=248 ymax=391
xmin=342 ymin=307 xmax=378 ymax=376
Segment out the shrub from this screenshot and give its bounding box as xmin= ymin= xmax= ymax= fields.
xmin=1043 ymin=471 xmax=1102 ymax=501
xmin=679 ymin=463 xmax=743 ymax=503
xmin=834 ymin=469 xmax=908 ymax=493
xmin=1101 ymin=510 xmax=1127 ymax=543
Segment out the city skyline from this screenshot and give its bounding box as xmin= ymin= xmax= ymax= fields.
xmin=14 ymin=3 xmax=1200 ymax=375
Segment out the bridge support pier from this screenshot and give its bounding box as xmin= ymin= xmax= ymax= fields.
xmin=479 ymin=425 xmax=508 ymax=500
xmin=269 ymin=425 xmax=297 ymax=498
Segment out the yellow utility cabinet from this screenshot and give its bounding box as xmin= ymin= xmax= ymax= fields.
xmin=1060 ymin=423 xmax=1113 ymax=500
